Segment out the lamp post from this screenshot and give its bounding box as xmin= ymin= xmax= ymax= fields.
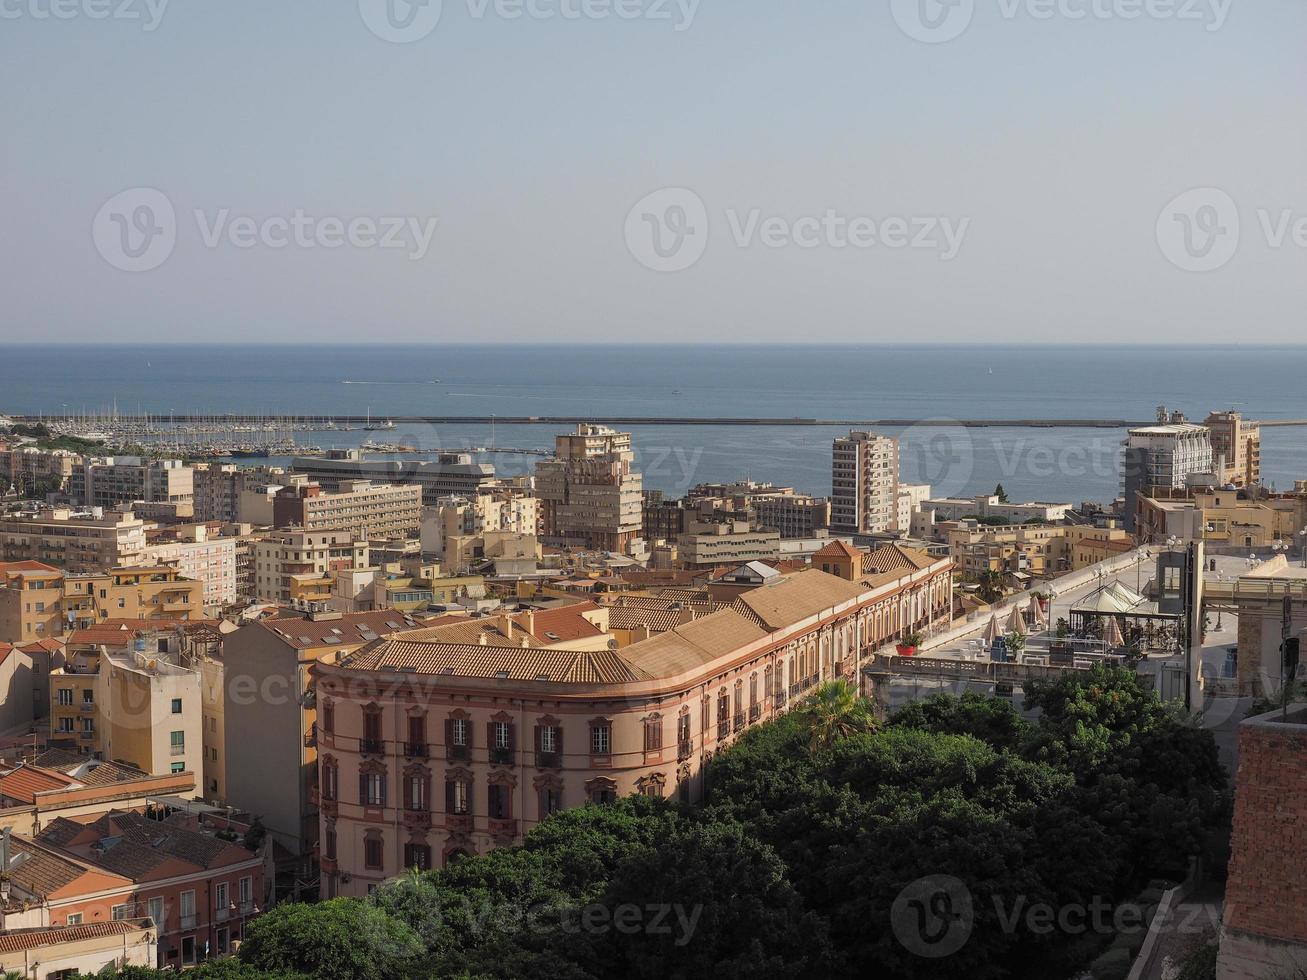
xmin=1297 ymin=527 xmax=1307 ymax=567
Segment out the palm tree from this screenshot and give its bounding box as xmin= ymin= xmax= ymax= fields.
xmin=799 ymin=680 xmax=875 ymax=751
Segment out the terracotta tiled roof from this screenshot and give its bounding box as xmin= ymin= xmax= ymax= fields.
xmin=30 ymin=748 xmax=84 ymax=771
xmin=518 ymin=603 xmax=605 ymax=643
xmin=394 ymin=618 xmax=540 ymax=648
xmin=38 ymin=811 xmax=253 ymax=879
xmin=863 ymin=543 xmax=936 ymax=575
xmin=606 ymin=607 xmax=687 ymax=634
xmin=0 ymin=920 xmax=145 ymax=954
xmin=625 ymin=609 xmax=769 ymax=677
xmin=0 ymin=766 xmax=77 ymax=804
xmin=732 ymin=569 xmax=865 ymax=631
xmin=76 ymin=760 xmax=151 ymax=787
xmin=813 ymin=540 xmax=862 ymax=561
xmin=17 ymin=638 xmax=63 ymax=654
xmin=258 ymin=610 xmax=427 ymax=649
xmin=0 ymin=561 xmax=63 ymax=575
xmin=340 ymin=639 xmax=649 ymax=685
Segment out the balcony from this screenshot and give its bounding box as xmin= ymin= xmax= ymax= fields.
xmin=446 ymin=744 xmax=469 ymax=762
xmin=446 ymin=813 xmax=472 ymax=833
xmin=180 ymin=914 xmax=197 ymax=930
xmin=215 ymin=906 xmax=230 ymax=922
xmin=402 ymin=808 xmax=432 ymax=830
xmin=489 ymin=747 xmax=514 ymax=767
xmin=749 ymin=705 xmax=761 ymax=723
xmin=79 ymin=702 xmax=95 ymax=713
xmin=677 ymin=740 xmax=692 ymax=761
xmin=535 ymin=751 xmax=561 ymax=770
xmin=303 ymin=728 xmax=317 ymax=748
xmin=733 ymin=713 xmax=745 ymax=733
xmin=488 ymin=818 xmax=518 ymax=841
xmin=359 ymin=738 xmax=385 ymax=756
xmin=403 ymin=742 xmax=429 ymax=759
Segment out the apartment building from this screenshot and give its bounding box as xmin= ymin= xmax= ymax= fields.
xmin=419 ymin=489 xmax=539 ymax=562
xmin=677 ymin=519 xmax=781 ymax=569
xmin=16 ymin=809 xmax=264 ymax=966
xmin=0 ymin=507 xmax=147 ymax=574
xmin=0 ymin=561 xmax=65 ymax=643
xmin=142 ymin=526 xmax=237 ymax=607
xmin=536 ymin=425 xmax=644 ymax=553
xmin=831 ymin=431 xmax=900 ymax=534
xmin=62 ymin=567 xmax=203 ymax=628
xmin=273 ymin=480 xmax=422 ymax=542
xmin=70 ymin=458 xmax=194 ymax=509
xmin=291 ymin=450 xmax=497 ymax=504
xmin=896 ymin=483 xmax=932 ymax=535
xmin=94 ymin=649 xmax=202 ymax=789
xmin=1204 ymin=410 xmax=1261 ymax=488
xmin=223 ymin=611 xmax=425 ymax=858
xmin=1121 ymin=414 xmax=1214 ymax=531
xmin=917 ymin=493 xmax=1072 ymax=526
xmin=251 ymin=530 xmax=369 ymax=605
xmin=192 ymin=463 xmax=289 ymax=524
xmin=947 ymin=521 xmax=1072 ymax=581
xmin=0 ymin=446 xmax=80 ymax=497
xmin=314 ymin=556 xmax=954 ymax=893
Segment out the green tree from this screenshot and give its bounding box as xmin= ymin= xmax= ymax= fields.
xmin=238 ymin=898 xmax=423 ymax=980
xmin=889 ymin=691 xmax=1035 ymax=752
xmin=994 ymin=483 xmax=1009 ymax=503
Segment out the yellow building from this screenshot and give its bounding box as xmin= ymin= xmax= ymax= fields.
xmin=63 ymin=567 xmax=202 ymax=628
xmin=947 ymin=522 xmax=1070 ymax=581
xmin=0 ymin=561 xmax=65 ymax=643
xmin=1063 ymin=526 xmax=1135 ymax=570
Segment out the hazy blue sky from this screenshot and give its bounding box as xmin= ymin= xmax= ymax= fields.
xmin=2 ymin=0 xmax=1303 ymax=344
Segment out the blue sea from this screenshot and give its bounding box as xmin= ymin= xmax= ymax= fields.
xmin=2 ymin=344 xmax=1305 ymax=504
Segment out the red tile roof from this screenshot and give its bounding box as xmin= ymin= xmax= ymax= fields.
xmin=518 ymin=603 xmax=605 ymax=643
xmin=0 ymin=766 xmax=78 ymax=804
xmin=0 ymin=920 xmax=145 ymax=954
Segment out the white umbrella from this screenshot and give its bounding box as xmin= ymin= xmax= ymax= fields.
xmin=1104 ymin=616 xmax=1125 ymax=649
xmin=1005 ymin=605 xmax=1027 ymax=635
xmin=982 ymin=615 xmax=1001 ymax=646
xmin=1027 ymin=596 xmax=1045 ymax=630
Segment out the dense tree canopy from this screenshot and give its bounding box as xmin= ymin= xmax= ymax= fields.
xmin=82 ymin=668 xmax=1227 ymax=980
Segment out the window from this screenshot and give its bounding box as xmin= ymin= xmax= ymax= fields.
xmin=324 ymin=825 xmax=337 ymax=860
xmin=540 ymin=785 xmax=562 ymax=816
xmin=488 ymin=784 xmax=511 ymax=820
xmin=147 ymin=896 xmax=164 ymax=927
xmin=363 ymin=707 xmax=383 ymax=745
xmin=58 ymin=689 xmax=73 ymax=706
xmin=58 ymin=717 xmax=74 ymax=733
xmin=717 ymin=695 xmax=730 ymax=736
xmin=539 ymin=725 xmax=558 ymax=754
xmin=643 ymin=716 xmax=662 ymax=752
xmin=66 ymin=913 xmax=83 ymax=925
xmin=182 ymin=935 xmax=196 ymax=965
xmin=321 ymin=699 xmax=334 ymax=734
xmin=81 ymin=689 xmax=93 ymax=704
xmin=180 ymin=889 xmax=196 ymax=929
xmin=239 ymin=876 xmax=252 ymax=908
xmin=493 ymin=721 xmax=511 ymax=749
xmin=588 ymin=782 xmax=617 ymax=805
xmin=171 ymin=762 xmax=185 ymax=774
xmin=450 ymin=717 xmax=469 ymax=746
xmin=215 ymin=882 xmax=229 ymax=913
xmin=170 ymin=730 xmax=185 ymax=754
xmin=360 ymin=772 xmax=386 ymax=807
xmin=404 ymin=843 xmax=431 ymax=871
xmin=406 ymin=713 xmax=424 ymax=752
xmin=322 ymin=760 xmax=338 ymax=801
xmin=364 ymin=835 xmax=384 ymax=870
xmin=405 ymin=773 xmax=428 ymax=811
xmin=589 ymin=723 xmax=611 ymax=756
xmin=171 ymin=698 xmax=183 ymax=714
xmin=446 ymin=779 xmax=469 ymax=815
xmin=677 ymin=714 xmax=691 ymax=754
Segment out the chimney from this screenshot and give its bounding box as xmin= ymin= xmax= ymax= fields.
xmin=522 ymin=609 xmax=536 ymax=638
xmin=498 ymin=613 xmax=514 ymax=640
xmin=479 ymin=632 xmax=488 ymax=646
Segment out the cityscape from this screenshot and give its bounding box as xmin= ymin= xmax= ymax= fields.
xmin=4 ymin=1 xmax=1304 ymax=977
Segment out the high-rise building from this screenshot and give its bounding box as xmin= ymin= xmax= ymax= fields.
xmin=831 ymin=431 xmax=900 ymax=534
xmin=251 ymin=529 xmax=369 ymax=606
xmin=290 ymin=451 xmax=496 ymax=505
xmin=70 ymin=458 xmax=194 ymax=509
xmin=535 ymin=425 xmax=643 ymax=553
xmin=272 ymin=480 xmax=423 ymax=542
xmin=1121 ymin=413 xmax=1214 ymax=531
xmin=1203 ymin=410 xmax=1261 ymax=488
xmin=0 ymin=507 xmax=148 ymax=574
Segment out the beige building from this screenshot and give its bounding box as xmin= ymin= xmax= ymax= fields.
xmin=0 ymin=446 xmax=80 ymax=497
xmin=192 ymin=463 xmax=290 ymax=524
xmin=677 ymin=520 xmax=781 ymax=569
xmin=71 ymin=457 xmax=194 ymax=509
xmin=63 ymin=567 xmax=203 ymax=628
xmin=0 ymin=919 xmax=157 ymax=978
xmin=536 ymin=425 xmax=643 ymax=553
xmin=1204 ymin=410 xmax=1261 ymax=488
xmin=0 ymin=561 xmax=65 ymax=644
xmin=314 ymin=553 xmax=954 ymax=893
xmin=948 ymin=521 xmax=1071 ymax=580
xmin=252 ymin=530 xmax=369 ymax=605
xmin=94 ymin=649 xmax=203 ymax=792
xmin=273 ymin=480 xmax=422 ymax=542
xmin=0 ymin=508 xmax=148 ymax=574
xmin=831 ymin=431 xmax=900 ymax=534
xmin=896 ymin=483 xmax=932 ymax=535
xmin=420 ymin=489 xmax=539 ymax=564
xmin=142 ymin=526 xmax=237 ymax=608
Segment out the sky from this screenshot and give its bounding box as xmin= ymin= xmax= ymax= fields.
xmin=1 ymin=0 xmax=1304 ymax=345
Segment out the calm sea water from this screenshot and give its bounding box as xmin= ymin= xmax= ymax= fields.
xmin=2 ymin=344 xmax=1305 ymax=504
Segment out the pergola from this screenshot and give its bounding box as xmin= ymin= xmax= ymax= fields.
xmin=1069 ymin=581 xmax=1183 ymax=654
